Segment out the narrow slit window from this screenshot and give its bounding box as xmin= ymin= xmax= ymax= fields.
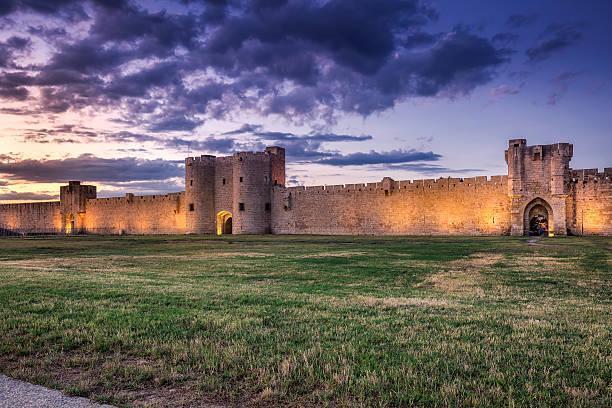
xmin=239 ymin=202 xmax=245 ymax=211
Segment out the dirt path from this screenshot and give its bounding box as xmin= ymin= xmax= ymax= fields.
xmin=0 ymin=374 xmax=114 ymax=408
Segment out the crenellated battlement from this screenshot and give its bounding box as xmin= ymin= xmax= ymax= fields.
xmin=185 ymin=155 xmax=216 ymax=166
xmin=88 ymin=192 xmax=184 ymax=206
xmin=0 ymin=201 xmax=60 ymax=209
xmin=283 ymin=175 xmax=509 ymax=196
xmin=570 ymin=168 xmax=612 ymax=182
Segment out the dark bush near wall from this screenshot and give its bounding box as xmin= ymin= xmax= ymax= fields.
xmin=0 ymin=228 xmax=23 ymax=237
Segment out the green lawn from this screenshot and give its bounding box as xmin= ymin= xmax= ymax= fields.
xmin=0 ymin=235 xmax=610 ymax=407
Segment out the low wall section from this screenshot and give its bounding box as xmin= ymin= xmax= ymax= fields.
xmin=84 ymin=192 xmax=186 ymax=234
xmin=272 ymin=176 xmax=511 ymax=235
xmin=567 ymin=169 xmax=612 ymax=235
xmin=0 ymin=201 xmax=61 ymax=233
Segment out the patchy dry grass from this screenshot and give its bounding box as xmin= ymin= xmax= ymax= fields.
xmin=0 ymin=235 xmax=610 ymax=407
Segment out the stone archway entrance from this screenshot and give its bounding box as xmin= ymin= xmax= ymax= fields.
xmin=216 ymin=211 xmax=233 ymax=235
xmin=523 ymin=198 xmax=553 ymax=236
xmin=528 ymin=205 xmax=548 ymax=236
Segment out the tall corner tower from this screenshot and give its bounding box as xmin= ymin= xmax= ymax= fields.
xmin=185 ymin=155 xmax=216 ymax=234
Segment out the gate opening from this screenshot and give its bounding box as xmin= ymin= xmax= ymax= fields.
xmin=216 ymin=211 xmax=233 ymax=235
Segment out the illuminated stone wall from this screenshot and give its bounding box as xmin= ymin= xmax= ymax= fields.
xmin=567 ymin=169 xmax=612 ymax=235
xmin=83 ymin=193 xmax=186 ymax=234
xmin=0 ymin=201 xmax=62 ymax=233
xmin=272 ymin=176 xmax=512 ymax=235
xmin=1 ymin=141 xmax=609 ymax=236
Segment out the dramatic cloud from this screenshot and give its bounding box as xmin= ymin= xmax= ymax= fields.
xmin=0 ymin=36 xmax=31 ymax=100
xmin=0 ymin=86 xmax=28 ymax=100
xmin=490 ymin=84 xmax=521 ymax=98
xmin=0 ymin=155 xmax=183 ymax=183
xmin=382 ymin=163 xmax=484 ymax=174
xmin=17 ymin=122 xmax=377 ymax=161
xmin=0 ymin=191 xmax=58 ymax=201
xmin=526 ymin=23 xmax=583 ymax=62
xmin=316 ymin=149 xmax=441 ymax=166
xmin=0 ymin=0 xmax=512 ymax=127
xmin=221 ymin=124 xmax=380 ymax=161
xmin=0 ymin=0 xmax=125 ymax=19
xmin=0 ymin=153 xmax=21 ymax=162
xmin=18 ymin=125 xmax=247 ymax=155
xmin=224 ymin=123 xmax=373 ymax=142
xmin=98 ymin=179 xmax=185 ymax=196
xmin=0 ymin=36 xmax=30 ymax=68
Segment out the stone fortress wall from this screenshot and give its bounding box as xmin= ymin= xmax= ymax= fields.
xmin=271 ymin=176 xmax=512 ymax=235
xmin=567 ymin=169 xmax=612 ymax=235
xmin=83 ymin=192 xmax=186 ymax=235
xmin=0 ymin=201 xmax=61 ymax=233
xmin=0 ymin=139 xmax=610 ymax=236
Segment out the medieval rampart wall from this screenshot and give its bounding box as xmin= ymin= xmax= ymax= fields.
xmin=83 ymin=192 xmax=186 ymax=234
xmin=567 ymin=168 xmax=612 ymax=235
xmin=0 ymin=201 xmax=61 ymax=233
xmin=272 ymin=176 xmax=511 ymax=235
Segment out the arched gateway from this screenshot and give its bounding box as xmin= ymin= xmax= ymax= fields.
xmin=216 ymin=211 xmax=233 ymax=235
xmin=523 ymin=198 xmax=553 ymax=236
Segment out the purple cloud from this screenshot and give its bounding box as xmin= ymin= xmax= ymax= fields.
xmin=0 ymin=0 xmax=512 ymax=127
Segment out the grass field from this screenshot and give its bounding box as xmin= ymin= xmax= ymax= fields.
xmin=0 ymin=235 xmax=610 ymax=407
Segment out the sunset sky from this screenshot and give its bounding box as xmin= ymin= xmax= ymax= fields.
xmin=1 ymin=0 xmax=611 ymax=202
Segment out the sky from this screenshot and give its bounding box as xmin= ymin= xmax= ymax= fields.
xmin=0 ymin=0 xmax=611 ymax=202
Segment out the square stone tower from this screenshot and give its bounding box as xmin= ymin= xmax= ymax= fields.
xmin=505 ymin=139 xmax=573 ymax=235
xmin=59 ymin=181 xmax=97 ymax=234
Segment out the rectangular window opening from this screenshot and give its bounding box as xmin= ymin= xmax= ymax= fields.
xmin=189 ymin=203 xmax=194 ymax=211
xmin=222 ymin=178 xmax=226 ymax=185
xmin=240 ymin=176 xmax=243 ymax=182
xmin=239 ymin=202 xmax=245 ymax=211
xmin=265 ymin=202 xmax=271 ymax=211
